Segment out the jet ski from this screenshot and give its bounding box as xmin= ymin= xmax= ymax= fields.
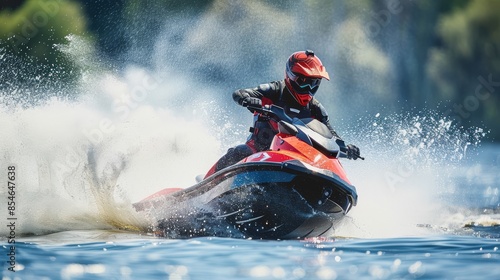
xmin=133 ymin=105 xmax=360 ymax=239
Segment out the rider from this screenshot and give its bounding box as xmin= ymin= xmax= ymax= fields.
xmin=215 ymin=50 xmax=361 ymax=171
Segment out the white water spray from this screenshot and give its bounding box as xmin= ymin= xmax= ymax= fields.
xmin=335 ymin=110 xmax=489 ymax=238
xmin=0 ymin=36 xmax=224 ymax=236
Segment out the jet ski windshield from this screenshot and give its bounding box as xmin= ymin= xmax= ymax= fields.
xmin=253 ymin=105 xmax=342 ymax=157
xmin=294 ymin=118 xmax=334 ymax=139
xmin=292 ymin=118 xmax=341 ymax=157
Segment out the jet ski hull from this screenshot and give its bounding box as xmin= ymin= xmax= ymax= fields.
xmin=136 ymin=160 xmax=357 ymax=239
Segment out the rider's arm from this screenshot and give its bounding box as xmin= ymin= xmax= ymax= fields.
xmin=233 ymin=88 xmax=261 ymax=105
xmin=232 ymin=82 xmax=280 ymax=106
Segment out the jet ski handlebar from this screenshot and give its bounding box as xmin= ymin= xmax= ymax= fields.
xmin=247 ymin=104 xmax=365 ymax=161
xmin=247 ymin=104 xmax=292 ymax=123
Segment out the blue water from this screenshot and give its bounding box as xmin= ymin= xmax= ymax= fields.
xmin=2 ymin=144 xmax=500 ymax=279
xmin=4 ymin=232 xmax=499 ymax=279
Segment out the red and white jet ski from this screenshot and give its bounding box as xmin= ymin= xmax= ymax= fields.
xmin=134 ymin=105 xmax=360 ymax=239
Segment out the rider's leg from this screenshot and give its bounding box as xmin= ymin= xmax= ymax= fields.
xmin=214 ymin=144 xmax=254 ymax=172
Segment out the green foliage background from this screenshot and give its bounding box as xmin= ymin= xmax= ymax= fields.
xmin=0 ymin=0 xmax=89 ymax=97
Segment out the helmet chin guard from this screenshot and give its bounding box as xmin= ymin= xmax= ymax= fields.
xmin=285 ymin=50 xmax=329 ymax=106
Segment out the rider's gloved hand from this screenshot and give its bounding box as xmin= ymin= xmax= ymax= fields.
xmin=241 ymin=97 xmax=262 ymax=108
xmin=241 ymin=97 xmax=262 ymax=113
xmin=346 ymin=144 xmax=361 ymax=160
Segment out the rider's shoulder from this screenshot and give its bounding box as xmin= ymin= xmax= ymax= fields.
xmin=256 ymin=81 xmax=282 ymax=93
xmin=309 ymin=97 xmax=329 ymax=117
xmin=310 ymin=97 xmax=325 ymax=107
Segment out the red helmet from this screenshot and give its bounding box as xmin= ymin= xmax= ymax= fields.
xmin=284 ymin=50 xmax=330 ymax=106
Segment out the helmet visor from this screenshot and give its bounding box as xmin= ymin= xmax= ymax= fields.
xmin=290 ymin=75 xmax=321 ymax=95
xmin=286 ymin=65 xmax=322 ymax=95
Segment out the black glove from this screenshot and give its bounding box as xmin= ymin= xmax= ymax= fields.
xmin=346 ymin=144 xmax=361 ymax=160
xmin=241 ymin=97 xmax=262 ymax=108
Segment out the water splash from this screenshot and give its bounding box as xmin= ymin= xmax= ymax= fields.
xmin=336 ymin=108 xmax=489 ymax=238
xmin=0 ymin=36 xmax=222 ymax=236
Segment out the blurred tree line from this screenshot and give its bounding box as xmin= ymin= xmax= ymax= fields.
xmin=0 ymin=0 xmax=88 ymax=100
xmin=0 ymin=0 xmax=498 ymax=140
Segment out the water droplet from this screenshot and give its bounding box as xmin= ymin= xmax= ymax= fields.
xmin=408 ymin=261 xmax=422 ymax=274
